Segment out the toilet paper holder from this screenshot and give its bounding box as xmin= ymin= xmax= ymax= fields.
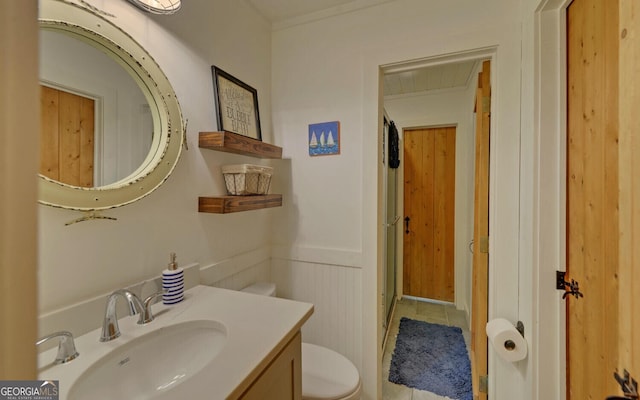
xmin=515 ymin=321 xmax=525 ymax=337
xmin=504 ymin=321 xmax=525 ymax=351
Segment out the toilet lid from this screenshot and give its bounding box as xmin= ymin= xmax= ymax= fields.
xmin=302 ymin=343 xmax=360 ymax=400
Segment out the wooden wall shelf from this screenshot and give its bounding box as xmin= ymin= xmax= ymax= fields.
xmin=198 ymin=132 xmax=283 ymax=214
xmin=199 ymin=131 xmax=282 ymax=159
xmin=199 ymin=194 xmax=282 ymax=214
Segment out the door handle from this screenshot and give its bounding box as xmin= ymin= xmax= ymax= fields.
xmin=404 ymin=216 xmax=410 ymax=234
xmin=384 ymin=216 xmax=401 ymax=227
xmin=556 ymin=271 xmax=584 ymax=300
xmin=608 ymin=370 xmax=639 ymax=400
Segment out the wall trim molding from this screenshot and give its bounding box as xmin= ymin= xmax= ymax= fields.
xmin=271 ymin=244 xmax=363 ymax=268
xmin=199 ymin=245 xmax=271 ymax=285
xmin=38 ymin=243 xmax=354 ymax=346
xmin=529 ymin=1 xmax=572 ymax=398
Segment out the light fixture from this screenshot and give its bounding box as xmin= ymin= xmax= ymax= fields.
xmin=127 ymin=0 xmax=181 ymax=15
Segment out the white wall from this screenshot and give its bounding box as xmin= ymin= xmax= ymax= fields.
xmin=37 ymin=0 xmax=275 ymax=332
xmin=271 ymin=0 xmax=526 ymax=398
xmin=32 ymin=0 xmax=565 ymax=398
xmin=384 ymin=79 xmax=479 ymax=317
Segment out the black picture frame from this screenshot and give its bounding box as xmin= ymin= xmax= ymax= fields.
xmin=211 ymin=66 xmax=262 ymax=141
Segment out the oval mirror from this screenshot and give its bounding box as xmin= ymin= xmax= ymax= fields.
xmin=38 ymin=0 xmax=184 ymax=211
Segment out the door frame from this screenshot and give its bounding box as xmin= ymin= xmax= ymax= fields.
xmin=533 ymin=0 xmax=572 ymax=398
xmin=393 ymin=120 xmax=467 ymax=310
xmin=383 ymin=48 xmax=496 ymax=314
xmin=382 ymin=114 xmax=398 ymax=335
xmin=367 ymin=38 xmax=530 ymax=397
xmin=380 ymin=46 xmax=498 ymax=395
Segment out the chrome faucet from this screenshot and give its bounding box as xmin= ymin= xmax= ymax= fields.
xmin=36 ymin=331 xmax=79 ymax=364
xmin=101 ymin=289 xmax=144 ymax=342
xmin=100 ymin=289 xmax=164 ymax=342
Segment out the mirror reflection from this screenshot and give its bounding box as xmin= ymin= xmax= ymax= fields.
xmin=39 ymin=28 xmax=153 ymax=188
xmin=38 ymin=0 xmax=183 ymax=211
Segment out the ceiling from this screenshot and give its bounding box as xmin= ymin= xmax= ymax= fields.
xmin=245 ymin=0 xmax=398 ymax=26
xmin=244 ymin=0 xmax=478 ymax=96
xmin=383 ymin=60 xmax=478 ymax=97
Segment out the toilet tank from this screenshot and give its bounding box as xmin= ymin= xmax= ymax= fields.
xmin=241 ymin=282 xmax=276 ymax=297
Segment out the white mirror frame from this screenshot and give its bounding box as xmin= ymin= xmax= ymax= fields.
xmin=39 ymin=0 xmax=184 ymax=211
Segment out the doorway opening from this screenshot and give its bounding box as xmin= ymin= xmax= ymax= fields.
xmin=379 ymin=51 xmax=493 ymax=399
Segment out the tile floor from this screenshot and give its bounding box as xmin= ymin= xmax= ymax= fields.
xmin=382 ymin=298 xmax=471 ymax=400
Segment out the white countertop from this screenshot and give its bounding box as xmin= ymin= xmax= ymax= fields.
xmin=38 ymin=285 xmax=314 ymax=399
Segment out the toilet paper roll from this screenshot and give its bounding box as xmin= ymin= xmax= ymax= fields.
xmin=485 ymin=318 xmax=528 ymax=362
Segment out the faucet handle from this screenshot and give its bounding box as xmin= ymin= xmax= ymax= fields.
xmin=138 ymin=291 xmax=165 ymax=324
xmin=36 ymin=331 xmax=79 ymax=364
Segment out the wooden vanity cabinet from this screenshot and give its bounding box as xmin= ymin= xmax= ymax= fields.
xmin=239 ymin=331 xmax=302 ymax=400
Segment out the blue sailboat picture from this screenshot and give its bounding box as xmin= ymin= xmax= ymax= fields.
xmin=309 ymin=121 xmax=340 ymax=156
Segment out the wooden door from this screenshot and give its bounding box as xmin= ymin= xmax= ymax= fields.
xmin=470 ymin=60 xmax=490 ymax=400
xmin=0 ymin=0 xmax=38 ymax=380
xmin=617 ymin=0 xmax=640 ymax=394
xmin=403 ymin=126 xmax=456 ymax=302
xmin=566 ymin=0 xmax=619 ymax=398
xmin=40 ymin=85 xmax=95 ymax=187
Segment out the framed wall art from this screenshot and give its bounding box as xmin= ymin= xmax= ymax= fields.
xmin=211 ymin=66 xmax=262 ymax=140
xmin=308 ymin=121 xmax=340 ymax=156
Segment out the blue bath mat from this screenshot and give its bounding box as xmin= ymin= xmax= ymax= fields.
xmin=389 ymin=317 xmax=472 ymax=400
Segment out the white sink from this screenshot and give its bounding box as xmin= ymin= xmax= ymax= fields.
xmin=38 ymin=286 xmax=314 ymax=399
xmin=67 ymin=320 xmax=227 ymax=400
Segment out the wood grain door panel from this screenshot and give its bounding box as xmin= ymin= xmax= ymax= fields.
xmin=566 ymin=0 xmax=619 ymax=398
xmin=403 ymin=126 xmax=456 ymax=302
xmin=470 ymin=60 xmax=490 ymax=400
xmin=40 ymin=85 xmax=95 ymax=187
xmin=618 ymin=0 xmax=640 ymax=388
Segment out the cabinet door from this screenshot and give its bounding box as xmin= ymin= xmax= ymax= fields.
xmin=240 ymin=332 xmax=302 ymax=400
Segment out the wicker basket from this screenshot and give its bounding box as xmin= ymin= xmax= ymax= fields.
xmin=221 ymin=164 xmax=273 ymax=195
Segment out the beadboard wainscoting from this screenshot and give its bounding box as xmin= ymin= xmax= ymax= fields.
xmin=199 ymin=246 xmax=271 ymax=290
xmin=271 ymin=246 xmax=363 ymax=373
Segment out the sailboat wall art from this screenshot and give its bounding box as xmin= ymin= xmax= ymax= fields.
xmin=308 ymin=121 xmax=340 ymax=156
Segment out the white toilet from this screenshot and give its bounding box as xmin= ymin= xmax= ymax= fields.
xmin=241 ymin=282 xmax=361 ymax=400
